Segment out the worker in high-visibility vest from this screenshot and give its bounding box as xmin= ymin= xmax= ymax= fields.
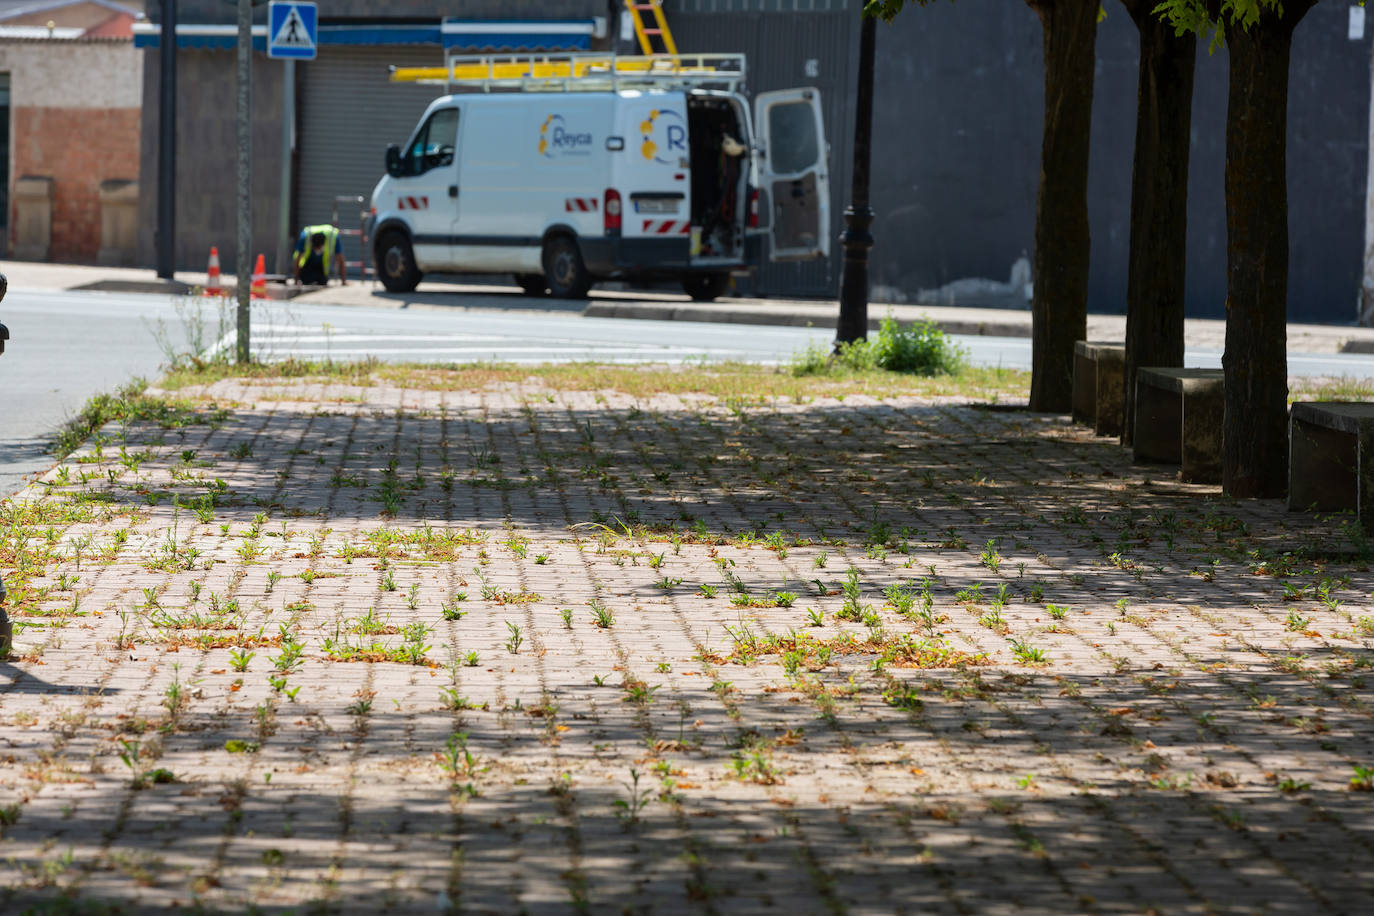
xmin=292 ymin=224 xmax=348 ymax=286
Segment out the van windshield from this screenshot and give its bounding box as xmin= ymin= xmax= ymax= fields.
xmin=405 ymin=108 xmax=459 ymax=175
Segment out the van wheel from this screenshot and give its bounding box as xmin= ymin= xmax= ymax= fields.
xmin=542 ymin=236 xmax=592 ymax=299
xmin=515 ymin=273 xmax=546 ymax=296
xmin=376 ymin=232 xmax=422 ymax=293
xmin=682 ymin=272 xmax=730 ymax=302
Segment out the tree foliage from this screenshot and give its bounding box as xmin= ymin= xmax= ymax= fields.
xmin=1155 ymin=0 xmax=1292 ymax=41
xmin=864 ymin=0 xmax=936 ymax=20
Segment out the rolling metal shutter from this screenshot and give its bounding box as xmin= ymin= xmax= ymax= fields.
xmin=297 ymin=46 xmax=442 ymax=275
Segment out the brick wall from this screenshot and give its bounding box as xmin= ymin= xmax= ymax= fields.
xmin=0 ymin=39 xmax=143 ymax=262
xmin=12 ymin=106 xmax=141 ymax=262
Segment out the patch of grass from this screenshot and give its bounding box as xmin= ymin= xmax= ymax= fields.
xmin=712 ymin=627 xmax=986 ymax=670
xmin=791 ymin=318 xmax=966 ymax=378
xmin=160 ymin=356 xmax=382 ymax=391
xmin=50 ymin=379 xmax=230 ymax=459
xmin=1289 ymin=375 xmax=1374 ymax=403
xmin=165 ymin=358 xmax=1027 ymax=404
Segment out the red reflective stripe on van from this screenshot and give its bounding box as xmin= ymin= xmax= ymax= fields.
xmin=565 ymin=197 xmax=599 ymax=212
xmin=639 ymin=219 xmax=691 ymax=236
xmin=398 ymin=196 xmax=429 ymax=211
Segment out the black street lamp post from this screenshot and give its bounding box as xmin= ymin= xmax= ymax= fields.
xmin=836 ymin=11 xmax=877 ymax=347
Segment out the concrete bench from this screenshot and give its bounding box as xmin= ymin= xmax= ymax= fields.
xmin=1289 ymin=402 xmax=1374 ymax=531
xmin=1132 ymin=367 xmax=1224 ymax=484
xmin=1071 ymin=341 xmax=1125 ymax=437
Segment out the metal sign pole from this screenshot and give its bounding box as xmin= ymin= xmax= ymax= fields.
xmin=236 ymin=0 xmax=253 ymax=363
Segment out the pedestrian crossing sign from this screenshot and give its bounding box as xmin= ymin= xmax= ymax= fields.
xmin=268 ymin=1 xmax=316 ymax=60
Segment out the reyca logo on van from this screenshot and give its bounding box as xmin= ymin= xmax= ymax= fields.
xmin=539 ymin=114 xmax=593 ymax=158
xmin=638 ymin=108 xmax=686 ymax=165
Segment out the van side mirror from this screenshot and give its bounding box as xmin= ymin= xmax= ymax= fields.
xmin=385 ymin=144 xmax=403 ymax=177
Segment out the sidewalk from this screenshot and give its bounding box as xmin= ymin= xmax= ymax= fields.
xmin=8 ymin=259 xmax=1374 ymax=354
xmin=0 ymin=361 xmax=1370 ymax=912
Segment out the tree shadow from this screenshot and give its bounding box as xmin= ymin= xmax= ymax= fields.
xmin=3 ymin=384 xmax=1371 ymax=911
xmin=0 ymin=666 xmax=1370 ymax=913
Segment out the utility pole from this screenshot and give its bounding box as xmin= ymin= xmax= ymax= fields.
xmin=236 ymin=0 xmax=252 ymax=363
xmin=155 ymin=0 xmax=176 ymax=279
xmin=835 ymin=11 xmax=876 ymax=347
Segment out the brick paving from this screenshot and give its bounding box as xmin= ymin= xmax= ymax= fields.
xmin=2 ymin=371 xmax=1373 ymax=914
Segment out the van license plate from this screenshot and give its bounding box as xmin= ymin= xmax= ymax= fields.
xmin=634 ymin=199 xmax=679 ymax=214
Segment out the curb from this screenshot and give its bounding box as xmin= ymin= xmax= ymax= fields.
xmin=72 ymin=279 xmax=305 ymax=300
xmin=582 ymin=301 xmax=1035 ymax=337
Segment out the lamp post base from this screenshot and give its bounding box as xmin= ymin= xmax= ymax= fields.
xmin=836 ymin=205 xmax=875 ymax=347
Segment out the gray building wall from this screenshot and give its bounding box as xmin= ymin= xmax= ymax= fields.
xmin=870 ymin=0 xmax=1372 ymax=324
xmin=136 ymin=48 xmax=286 ymax=274
xmin=666 ymin=0 xmax=857 ymax=298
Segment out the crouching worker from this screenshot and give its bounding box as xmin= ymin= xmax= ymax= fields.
xmin=293 ymin=224 xmax=347 ymax=286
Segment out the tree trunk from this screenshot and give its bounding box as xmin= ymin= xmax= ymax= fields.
xmin=1221 ymin=3 xmax=1314 ymax=498
xmin=1026 ymin=0 xmax=1097 ymax=412
xmin=1120 ymin=2 xmax=1195 ymax=446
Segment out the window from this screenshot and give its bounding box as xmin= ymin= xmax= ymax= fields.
xmin=766 ymin=101 xmax=818 ymax=176
xmin=405 ymin=108 xmax=459 ymax=175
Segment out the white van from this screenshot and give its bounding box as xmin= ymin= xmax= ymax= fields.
xmin=368 ymin=53 xmax=829 ymax=300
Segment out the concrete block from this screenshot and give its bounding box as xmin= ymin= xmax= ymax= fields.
xmin=1071 ymin=341 xmax=1125 ymax=437
xmin=13 ymin=175 xmax=53 ymax=261
xmin=97 ymin=179 xmax=139 ymax=267
xmin=1133 ymin=367 xmax=1224 ymax=484
xmin=1289 ymin=401 xmax=1374 ymax=531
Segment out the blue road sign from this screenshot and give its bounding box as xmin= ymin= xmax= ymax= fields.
xmin=268 ymin=1 xmax=317 ymax=60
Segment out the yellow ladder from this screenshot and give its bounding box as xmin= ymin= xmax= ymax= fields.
xmin=623 ymin=0 xmax=677 ymax=56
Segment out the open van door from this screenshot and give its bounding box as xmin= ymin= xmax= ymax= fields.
xmin=754 ymin=88 xmax=829 ymax=261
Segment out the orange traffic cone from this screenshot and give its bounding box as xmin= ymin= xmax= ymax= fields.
xmin=206 ymin=246 xmax=223 ymax=296
xmin=250 ymin=254 xmax=267 ymax=300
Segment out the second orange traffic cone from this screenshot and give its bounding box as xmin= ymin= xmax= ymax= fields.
xmin=250 ymin=254 xmax=267 ymax=300
xmin=206 ymin=246 xmax=223 ymax=296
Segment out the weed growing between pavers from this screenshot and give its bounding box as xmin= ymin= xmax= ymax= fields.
xmin=3 ymin=363 xmax=1374 ymax=912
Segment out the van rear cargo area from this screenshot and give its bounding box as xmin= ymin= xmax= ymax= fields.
xmin=687 ymin=97 xmax=746 ymax=261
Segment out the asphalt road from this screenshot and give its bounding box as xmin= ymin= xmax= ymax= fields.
xmin=6 ymin=287 xmax=1374 ymax=496
xmin=0 ymin=290 xmax=197 ymax=497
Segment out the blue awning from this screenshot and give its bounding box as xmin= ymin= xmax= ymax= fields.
xmin=320 ymin=25 xmax=442 ymax=47
xmin=133 ymin=20 xmax=598 ymax=51
xmin=441 ymin=19 xmax=596 ymax=52
xmin=132 ymin=24 xmax=267 ymax=50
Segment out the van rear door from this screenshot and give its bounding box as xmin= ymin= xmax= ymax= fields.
xmin=754 ymin=88 xmax=829 ymax=261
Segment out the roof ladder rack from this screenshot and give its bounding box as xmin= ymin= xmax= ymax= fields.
xmin=389 ymin=51 xmax=746 ymax=95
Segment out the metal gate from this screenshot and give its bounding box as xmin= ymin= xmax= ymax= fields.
xmin=665 ymin=0 xmax=857 ymax=299
xmin=297 ymin=46 xmax=443 ymax=279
